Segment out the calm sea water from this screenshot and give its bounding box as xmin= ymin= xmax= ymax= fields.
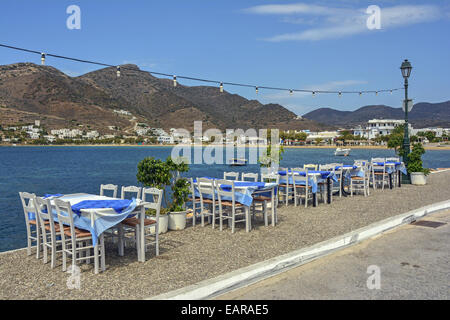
xmin=1 ymin=146 xmax=449 ymax=252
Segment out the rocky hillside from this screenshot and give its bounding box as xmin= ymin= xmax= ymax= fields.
xmin=303 ymin=101 xmax=450 ymax=128
xmin=0 ymin=62 xmax=331 ymax=134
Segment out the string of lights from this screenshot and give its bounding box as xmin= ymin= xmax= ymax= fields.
xmin=0 ymin=43 xmax=404 ymax=96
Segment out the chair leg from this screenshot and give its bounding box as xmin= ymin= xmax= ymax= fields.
xmin=118 ymin=224 xmax=124 ymax=256
xmin=100 ymin=234 xmax=105 ymax=272
xmin=231 ymin=210 xmax=235 ymax=234
xmin=94 ymin=240 xmax=99 ymax=275
xmin=36 ymin=229 xmax=41 ymax=259
xmin=264 ymin=201 xmax=268 ymax=227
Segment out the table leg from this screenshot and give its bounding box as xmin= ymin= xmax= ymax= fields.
xmin=327 ymin=177 xmax=331 ymax=204
xmin=389 ymin=173 xmax=393 ymax=189
xmin=118 ymin=224 xmax=124 ymax=256
xmin=94 ymin=242 xmax=99 ymax=274
xmin=398 ymin=171 xmax=402 ymax=187
xmin=313 ymin=192 xmax=317 ymax=207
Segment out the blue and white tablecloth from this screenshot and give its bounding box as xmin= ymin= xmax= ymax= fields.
xmin=43 ymin=194 xmax=139 ymax=246
xmin=278 ymin=170 xmax=337 ymax=193
xmin=374 ymin=162 xmax=407 ymax=175
xmin=193 ymin=178 xmax=278 ymax=207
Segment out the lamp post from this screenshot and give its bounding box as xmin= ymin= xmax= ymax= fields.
xmin=400 ymin=59 xmax=413 ymax=183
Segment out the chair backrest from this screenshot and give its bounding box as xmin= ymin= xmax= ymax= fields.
xmin=354 ymin=160 xmax=368 ymax=166
xmin=241 ymin=172 xmax=258 ymax=182
xmin=34 ymin=197 xmax=57 ymax=239
xmin=142 ymin=187 xmax=163 ymax=213
xmin=291 ymin=167 xmax=303 ymax=172
xmin=100 ymin=184 xmax=118 ymax=198
xmin=386 ymin=157 xmax=400 ymax=162
xmin=223 ymin=172 xmax=239 ymax=181
xmin=121 ymin=186 xmax=142 ymax=200
xmin=292 ymin=169 xmax=308 ymax=188
xmin=54 ymin=199 xmax=77 ymax=243
xmin=215 ymin=179 xmax=236 ymax=205
xmin=371 ymin=157 xmax=385 ymax=164
xmin=304 ymin=164 xmax=318 ymax=171
xmin=261 ymin=173 xmax=280 ymax=184
xmin=19 ymin=192 xmax=37 ymax=226
xmin=372 ymin=164 xmax=385 ymax=173
xmin=197 ymin=178 xmax=216 ymax=203
xmin=319 ymin=164 xmax=335 ymax=172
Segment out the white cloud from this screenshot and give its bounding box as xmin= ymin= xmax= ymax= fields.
xmin=244 ymin=3 xmax=445 ymax=41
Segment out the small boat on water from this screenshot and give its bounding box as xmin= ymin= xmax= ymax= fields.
xmin=335 ymin=148 xmax=351 ymax=156
xmin=229 ymin=158 xmax=248 ymax=166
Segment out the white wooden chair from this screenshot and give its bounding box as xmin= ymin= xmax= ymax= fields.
xmin=54 ymin=199 xmax=105 ymax=274
xmin=119 ymin=188 xmax=163 ymax=257
xmin=100 ymin=184 xmax=118 ymax=198
xmin=386 ymin=157 xmax=400 ymax=187
xmin=197 ymin=178 xmax=218 ymax=228
xmin=371 ymin=163 xmax=388 ymax=190
xmin=354 ymin=160 xmax=370 ymax=196
xmin=241 ymin=172 xmax=258 ymax=182
xmin=215 ymin=179 xmax=251 ymax=233
xmin=350 ymin=162 xmax=370 ymax=197
xmin=187 ymin=178 xmax=202 ymax=226
xmin=19 ymin=192 xmax=43 ymax=258
xmin=318 ymin=164 xmax=335 ymax=203
xmin=121 ymin=186 xmax=142 ymax=200
xmin=223 ymin=171 xmax=239 ymax=181
xmin=292 ymin=169 xmax=314 ymax=208
xmin=329 ymin=163 xmax=344 ymax=197
xmin=278 ymin=168 xmax=294 ymax=206
xmin=34 ymin=197 xmax=70 ymax=268
xmin=252 ymin=174 xmax=279 ymax=227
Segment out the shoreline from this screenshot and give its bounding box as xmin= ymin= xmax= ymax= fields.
xmin=1 ymin=144 xmax=449 ymax=150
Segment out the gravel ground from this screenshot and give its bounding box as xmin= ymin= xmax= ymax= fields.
xmin=1 ymin=171 xmax=449 ymax=300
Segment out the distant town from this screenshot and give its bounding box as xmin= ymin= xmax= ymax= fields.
xmin=0 ymin=116 xmax=449 ymax=147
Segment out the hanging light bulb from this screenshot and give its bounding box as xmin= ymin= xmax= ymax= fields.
xmin=255 ymin=86 xmax=259 ymax=94
xmin=41 ymin=53 xmax=46 ymax=65
xmin=220 ymin=82 xmax=224 ymax=93
xmin=375 ymin=91 xmax=378 ymax=96
xmin=390 ymin=90 xmax=393 ymax=95
xmin=173 ymin=75 xmax=177 ymax=87
xmin=116 ymin=66 xmax=121 ymax=78
xmin=312 ymin=91 xmax=316 ymax=97
xmin=289 ymin=89 xmax=293 ymax=95
xmin=338 ymin=92 xmax=342 ymax=98
xmin=359 ymin=92 xmax=362 ymax=96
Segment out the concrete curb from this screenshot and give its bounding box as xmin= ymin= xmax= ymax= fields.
xmin=148 ymin=199 xmax=450 ymax=300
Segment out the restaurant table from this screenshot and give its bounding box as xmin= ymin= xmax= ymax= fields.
xmin=45 ymin=193 xmax=149 ymax=267
xmin=278 ymin=170 xmax=338 ymax=206
xmin=194 ymin=178 xmax=279 ymax=229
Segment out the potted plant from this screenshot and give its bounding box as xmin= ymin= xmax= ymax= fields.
xmin=407 ymin=143 xmax=430 ymax=185
xmin=136 ymin=156 xmax=190 ymax=232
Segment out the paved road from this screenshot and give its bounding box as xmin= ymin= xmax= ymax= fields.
xmin=216 ymin=210 xmax=450 ymax=300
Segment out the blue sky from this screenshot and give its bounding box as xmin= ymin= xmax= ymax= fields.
xmin=0 ymin=0 xmax=449 ymax=115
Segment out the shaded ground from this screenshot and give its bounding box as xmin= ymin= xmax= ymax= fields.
xmin=1 ymin=171 xmax=449 ymax=299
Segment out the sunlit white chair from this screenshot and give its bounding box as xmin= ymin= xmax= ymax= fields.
xmin=54 ymin=199 xmax=105 ymax=274
xmin=119 ymin=188 xmax=163 ymax=257
xmin=350 ymin=162 xmax=370 ymax=197
xmin=197 ymin=178 xmax=219 ymax=228
xmin=187 ymin=178 xmax=202 ymax=226
xmin=292 ymin=169 xmax=314 ymax=208
xmin=278 ymin=168 xmax=294 ymax=206
xmin=371 ymin=162 xmax=388 ymax=190
xmin=318 ymin=164 xmax=335 ymax=203
xmin=34 ymin=197 xmax=70 ymax=268
xmin=253 ymin=173 xmax=280 ymax=227
xmin=223 ymin=172 xmax=239 ymax=181
xmin=19 ymin=192 xmax=43 ymax=258
xmin=215 ymin=179 xmax=251 ymax=233
xmin=100 ymin=184 xmax=118 ymax=198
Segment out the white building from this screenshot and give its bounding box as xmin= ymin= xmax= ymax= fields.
xmin=354 ymin=119 xmax=413 ymax=140
xmin=306 ymin=131 xmax=339 ymax=141
xmin=157 ymin=135 xmax=174 ymax=144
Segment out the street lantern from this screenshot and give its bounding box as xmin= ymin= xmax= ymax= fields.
xmin=400 ymin=59 xmax=413 ymax=183
xmin=400 ymin=59 xmax=412 ymax=79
